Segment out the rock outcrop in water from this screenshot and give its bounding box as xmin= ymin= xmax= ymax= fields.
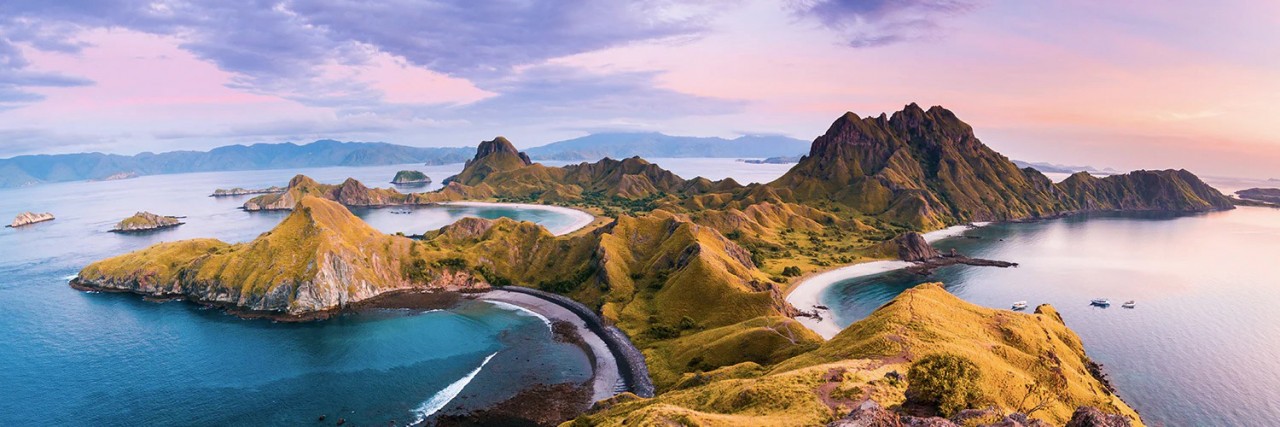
xmin=8 ymin=212 xmax=54 ymax=228
xmin=390 ymin=170 xmax=431 ymax=185
xmin=111 ymin=212 xmax=183 ymax=232
xmin=1235 ymin=188 xmax=1280 ymax=204
xmin=210 ymin=186 xmax=284 ymax=197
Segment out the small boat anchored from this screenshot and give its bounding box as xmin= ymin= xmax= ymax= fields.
xmin=1091 ymin=298 xmax=1111 ymax=307
xmin=1011 ymin=301 xmax=1028 ymax=310
xmin=1122 ymin=300 xmax=1136 ymax=309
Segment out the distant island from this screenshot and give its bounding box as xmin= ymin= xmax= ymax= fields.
xmin=111 ymin=212 xmax=183 ymax=232
xmin=523 ymin=132 xmax=810 ymax=161
xmin=741 ymin=155 xmax=803 ymax=164
xmin=390 ymin=170 xmax=432 ymax=185
xmin=75 ymin=104 xmax=1236 ymax=425
xmin=8 ymin=212 xmax=54 ymax=228
xmin=210 ymin=186 xmax=285 ymax=197
xmin=1236 ymin=188 xmax=1280 ymax=204
xmin=1011 ymin=159 xmax=1116 ymax=175
xmin=0 ymin=140 xmax=474 ymax=188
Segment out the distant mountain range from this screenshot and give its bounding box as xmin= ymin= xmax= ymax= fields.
xmin=522 ymin=132 xmax=811 ymax=161
xmin=1010 ymin=159 xmax=1116 ymax=175
xmin=0 ymin=131 xmax=1133 ymax=189
xmin=0 ymin=140 xmax=474 ymax=188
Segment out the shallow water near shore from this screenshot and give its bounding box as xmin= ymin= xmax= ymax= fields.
xmin=0 ymin=163 xmax=600 ymax=426
xmin=819 ymin=207 xmax=1280 ymax=426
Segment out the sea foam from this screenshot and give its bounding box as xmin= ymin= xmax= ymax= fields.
xmin=485 ymin=300 xmax=552 ymax=329
xmin=411 ymin=352 xmax=499 ymax=423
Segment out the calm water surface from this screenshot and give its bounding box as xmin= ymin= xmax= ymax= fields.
xmin=822 ymin=207 xmax=1280 ymax=426
xmin=2 ymin=158 xmax=1273 ymax=425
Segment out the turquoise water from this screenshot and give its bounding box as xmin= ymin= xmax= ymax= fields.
xmin=0 ymin=163 xmax=592 ymax=426
xmin=821 ymin=207 xmax=1280 ymax=426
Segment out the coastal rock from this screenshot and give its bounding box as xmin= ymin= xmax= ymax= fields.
xmin=390 ymin=170 xmax=432 ymax=185
xmin=111 ymin=211 xmax=182 ymax=232
xmin=893 ymin=232 xmax=941 ymax=262
xmin=829 ymin=400 xmax=902 ymax=426
xmin=8 ymin=211 xmax=54 ymax=228
xmin=210 ymin=186 xmax=284 ymax=197
xmin=1065 ymin=407 xmax=1132 ymax=427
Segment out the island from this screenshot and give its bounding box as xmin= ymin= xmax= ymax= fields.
xmin=742 ymin=155 xmax=803 ymax=164
xmin=74 ymin=104 xmax=1236 ymax=425
xmin=390 ymin=170 xmax=432 ymax=185
xmin=210 ymin=186 xmax=285 ymax=197
xmin=110 ymin=211 xmax=183 ymax=233
xmin=1236 ymin=188 xmax=1280 ymax=204
xmin=8 ymin=212 xmax=54 ymax=228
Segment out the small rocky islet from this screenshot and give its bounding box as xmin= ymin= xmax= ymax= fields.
xmin=111 ymin=211 xmax=183 ymax=233
xmin=71 ymin=104 xmax=1241 ymax=426
xmin=390 ymin=170 xmax=432 ymax=185
xmin=210 ymin=186 xmax=285 ymax=197
xmin=8 ymin=212 xmax=55 ymax=228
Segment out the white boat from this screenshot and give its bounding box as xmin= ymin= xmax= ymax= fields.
xmin=1011 ymin=301 xmax=1028 ymax=310
xmin=1091 ymin=298 xmax=1111 ymax=307
xmin=1122 ymin=300 xmax=1136 ymax=308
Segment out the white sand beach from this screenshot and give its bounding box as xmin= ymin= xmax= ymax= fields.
xmin=439 ymin=201 xmax=597 ymax=236
xmin=786 ymin=222 xmax=990 ymax=339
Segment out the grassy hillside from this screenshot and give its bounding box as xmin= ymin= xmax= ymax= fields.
xmin=573 ymin=284 xmax=1144 ymax=426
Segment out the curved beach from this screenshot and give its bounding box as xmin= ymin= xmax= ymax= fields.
xmin=439 ymin=201 xmax=597 ymax=236
xmin=479 ymin=287 xmax=653 ymax=402
xmin=787 ymin=222 xmax=989 ymax=339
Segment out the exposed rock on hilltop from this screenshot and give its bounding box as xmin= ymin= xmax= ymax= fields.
xmin=391 ymin=170 xmax=432 ymax=184
xmin=445 ymin=136 xmax=533 ymax=186
xmin=76 ymin=197 xmax=488 ymax=317
xmin=8 ymin=211 xmax=54 ymax=228
xmin=111 ymin=212 xmax=183 ymax=232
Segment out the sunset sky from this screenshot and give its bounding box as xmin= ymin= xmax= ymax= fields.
xmin=1 ymin=1 xmax=1277 ymax=178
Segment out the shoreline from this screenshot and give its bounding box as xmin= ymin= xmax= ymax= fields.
xmin=438 ymin=201 xmax=597 ymax=236
xmin=477 ymin=289 xmax=625 ymax=403
xmin=785 ymin=222 xmax=989 ymax=340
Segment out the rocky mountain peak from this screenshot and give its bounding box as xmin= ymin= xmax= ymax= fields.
xmin=472 ymin=136 xmax=532 ymax=166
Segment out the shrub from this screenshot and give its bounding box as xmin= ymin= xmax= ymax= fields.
xmin=781 ymin=266 xmax=803 ymax=277
xmin=647 ymin=324 xmax=680 ymax=339
xmin=906 ymin=353 xmax=986 ymax=417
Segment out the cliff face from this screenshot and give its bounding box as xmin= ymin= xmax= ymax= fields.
xmin=8 ymin=211 xmax=54 ymax=228
xmin=111 ymin=211 xmax=182 ymax=232
xmin=75 ymin=197 xmax=487 ymax=316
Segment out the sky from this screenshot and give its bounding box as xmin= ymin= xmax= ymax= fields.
xmin=0 ymin=0 xmax=1277 ymax=179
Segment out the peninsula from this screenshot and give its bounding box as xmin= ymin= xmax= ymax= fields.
xmin=75 ymin=104 xmax=1235 ymax=425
